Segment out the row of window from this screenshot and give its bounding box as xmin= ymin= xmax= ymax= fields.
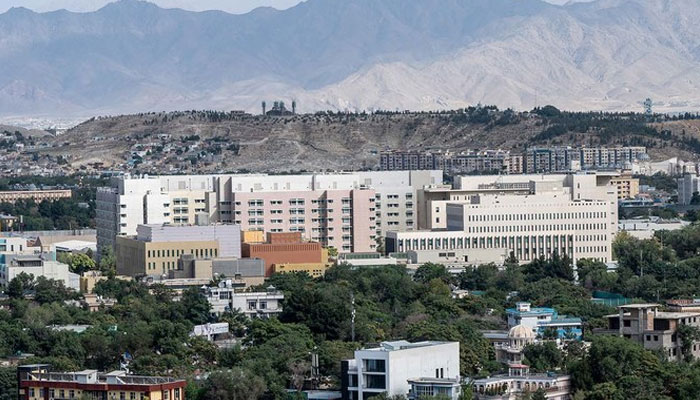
xmin=467 ymin=210 xmax=608 ymax=222
xmin=468 ymin=223 xmax=608 ymax=234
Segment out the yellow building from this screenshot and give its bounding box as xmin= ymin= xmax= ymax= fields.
xmin=80 ymin=271 xmax=131 ymax=293
xmin=242 ymin=230 xmax=265 ymax=244
xmin=0 ymin=189 xmax=72 ymax=204
xmin=116 ymin=236 xmax=219 ymax=276
xmin=18 ymin=365 xmax=186 ymax=400
xmin=272 ymin=248 xmax=332 ymax=278
xmin=610 ymin=174 xmax=640 ymax=200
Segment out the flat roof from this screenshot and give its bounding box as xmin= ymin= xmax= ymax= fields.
xmin=619 ymin=304 xmax=660 ymax=309
xmin=655 ymin=312 xmax=700 ymax=319
xmin=363 ymin=340 xmax=454 ymax=352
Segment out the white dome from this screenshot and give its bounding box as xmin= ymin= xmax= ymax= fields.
xmin=508 ymin=325 xmax=535 ymax=339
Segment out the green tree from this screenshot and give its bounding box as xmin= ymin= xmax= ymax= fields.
xmin=677 ymin=324 xmax=700 ymax=362
xmin=414 ymin=263 xmax=452 ymax=284
xmin=7 ymin=272 xmax=34 ymax=298
xmin=199 ymin=369 xmax=266 ymax=400
xmin=523 ymin=342 xmax=563 ymax=372
xmin=180 ymin=286 xmax=211 ymax=325
xmin=531 ymin=388 xmax=547 ymax=400
xmin=0 ymin=367 xmax=17 ymax=400
xmin=63 ymin=253 xmax=97 ymax=274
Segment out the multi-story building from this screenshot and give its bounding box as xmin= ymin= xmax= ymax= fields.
xmin=17 ymin=364 xmax=186 ymax=400
xmin=0 ymin=189 xmax=72 ymax=204
xmin=609 ymin=173 xmax=640 ymax=199
xmin=506 ymin=302 xmax=582 ymax=340
xmin=99 ymin=173 xmax=427 ymax=255
xmin=341 ymin=341 xmax=461 ymax=400
xmin=525 ymin=146 xmax=647 ymax=173
xmin=493 ymin=325 xmax=535 ymax=365
xmin=678 ymin=173 xmax=700 ymax=205
xmin=242 ymin=232 xmax=329 ymax=277
xmin=357 ymin=171 xmax=442 ymax=238
xmin=596 ymin=303 xmax=700 ymax=361
xmin=380 ymin=150 xmax=523 ymax=175
xmin=389 ymin=173 xmax=618 ymax=265
xmin=115 ymin=224 xmax=241 ymax=277
xmin=203 ymin=284 xmax=284 ymax=317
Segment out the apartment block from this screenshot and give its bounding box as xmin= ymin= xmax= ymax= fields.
xmin=609 ymin=173 xmax=640 ymax=199
xmin=17 ymin=365 xmax=186 ymax=400
xmin=341 ymin=341 xmax=461 ymax=400
xmin=525 ymin=146 xmax=647 ymax=173
xmin=357 ymin=170 xmax=442 ymax=237
xmin=389 ymin=173 xmax=618 ymax=265
xmin=115 ymin=224 xmax=241 ymax=277
xmin=223 ymin=174 xmax=376 ymax=252
xmin=380 ymin=150 xmax=522 ymax=175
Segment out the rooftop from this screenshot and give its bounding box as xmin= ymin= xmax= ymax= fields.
xmin=21 ymin=370 xmax=183 ymax=386
xmin=364 ymin=340 xmax=453 ymax=352
xmin=619 ymin=304 xmax=660 ymax=309
xmin=407 ymin=377 xmax=460 ymax=385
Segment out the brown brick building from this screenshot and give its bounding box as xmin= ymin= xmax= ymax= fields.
xmin=242 ymin=232 xmax=325 ymax=277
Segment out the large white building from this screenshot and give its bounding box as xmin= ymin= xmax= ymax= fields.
xmin=97 ymin=171 xmax=442 ymax=256
xmin=341 ymin=341 xmax=461 ymax=400
xmin=0 ymin=254 xmax=79 ymax=290
xmin=388 ymin=173 xmax=618 ymax=265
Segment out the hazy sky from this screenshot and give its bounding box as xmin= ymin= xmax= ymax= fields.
xmin=0 ymin=0 xmax=589 ymax=14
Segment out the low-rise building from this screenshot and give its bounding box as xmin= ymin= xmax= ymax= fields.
xmin=242 ymin=232 xmax=328 ymax=277
xmin=82 ymin=294 xmax=117 ymax=312
xmin=0 ymin=189 xmax=72 ymax=204
xmin=17 ymin=364 xmax=186 ymax=400
xmin=169 ymin=255 xmax=266 ymax=287
xmin=618 ymin=217 xmax=690 ymax=240
xmin=115 ymin=223 xmax=241 ymax=277
xmin=472 ymin=364 xmax=571 ymax=400
xmin=341 ymin=340 xmax=461 ymax=400
xmin=203 ymin=284 xmax=284 ymax=317
xmin=596 ymin=303 xmax=700 ymax=361
xmin=0 ymin=254 xmax=79 ymax=290
xmin=191 ymin=322 xmax=230 ymax=341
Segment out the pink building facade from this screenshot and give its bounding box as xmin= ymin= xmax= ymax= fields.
xmin=230 ymin=188 xmax=376 ymax=253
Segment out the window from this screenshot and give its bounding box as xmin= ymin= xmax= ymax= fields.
xmin=365 ymin=359 xmax=385 ymax=372
xmin=260 ymin=301 xmax=267 ymax=310
xmin=248 ymin=300 xmax=257 ymax=310
xmin=365 ymin=374 xmax=386 ymax=389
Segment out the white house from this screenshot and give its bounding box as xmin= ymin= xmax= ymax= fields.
xmin=342 ymin=341 xmax=461 ymax=400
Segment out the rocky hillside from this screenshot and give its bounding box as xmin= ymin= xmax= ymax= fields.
xmin=24 ymin=108 xmax=700 ymax=174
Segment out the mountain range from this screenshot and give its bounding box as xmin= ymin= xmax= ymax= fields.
xmin=0 ymin=0 xmax=699 ymax=118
